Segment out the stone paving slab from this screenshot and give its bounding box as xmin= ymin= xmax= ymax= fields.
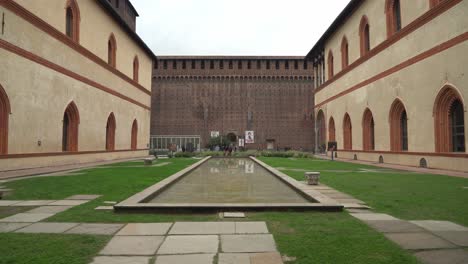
xmin=95 ymin=206 xmax=113 ymax=210
xmin=15 ymin=222 xmax=79 ymax=233
xmin=48 ymin=200 xmax=88 ymax=206
xmin=325 ymin=193 xmax=354 ymax=199
xmin=169 ymin=222 xmax=235 ymax=235
xmin=26 ymin=205 xmax=73 ymax=214
xmin=365 ymin=220 xmax=426 ymax=233
xmin=104 ymin=201 xmax=117 ymax=205
xmin=14 ymin=200 xmax=56 ymax=206
xmin=65 ymin=195 xmax=102 ymax=200
xmin=0 ymin=222 xmax=32 ymax=232
xmin=155 ymin=254 xmax=215 ymax=264
xmin=384 ymin=232 xmax=457 ymax=250
xmin=117 ymin=223 xmax=172 ymax=236
xmin=250 ymin=252 xmax=284 ymax=264
xmin=221 ymin=234 xmax=277 ymax=253
xmin=342 ymin=203 xmax=371 ymax=209
xmin=218 ymin=253 xmax=250 ymax=264
xmin=346 ymin=208 xmax=372 ymax=213
xmin=414 ymin=249 xmax=468 ymax=264
xmin=410 ymin=221 xmax=468 ymax=232
xmin=350 ymin=213 xmax=398 ymax=221
xmin=0 ymin=200 xmax=22 ymax=206
xmin=432 ymin=231 xmax=468 ymax=247
xmin=157 ymin=235 xmax=219 ymax=254
xmin=0 ymin=213 xmax=54 ymax=223
xmin=235 ymin=222 xmax=269 ymax=234
xmin=223 ymin=212 xmax=246 ymax=218
xmin=65 ymin=223 xmax=124 ymax=235
xmin=90 ymin=256 xmax=152 ymax=264
xmin=99 ymin=236 xmax=164 ymax=256
xmin=335 ymin=198 xmax=366 ymax=204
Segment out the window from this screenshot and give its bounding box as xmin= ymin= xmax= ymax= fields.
xmin=327 ymin=51 xmax=334 ymax=79
xmin=275 ymin=61 xmax=280 ymax=70
xmin=108 ymin=34 xmax=117 ymax=67
xmin=341 ymin=36 xmax=349 ymax=69
xmin=329 ymin=117 xmax=336 ymax=142
xmin=343 ymin=113 xmax=353 ymax=150
xmin=359 ymin=16 xmax=371 ymax=57
xmin=317 ymin=110 xmax=326 ymax=150
xmin=389 ymin=99 xmax=408 ymax=151
xmin=294 ymin=61 xmax=298 ymax=70
xmin=191 ymin=60 xmax=196 ymax=69
xmin=266 ymin=61 xmax=270 ymax=69
xmin=362 ymin=108 xmax=375 ymax=150
xmin=285 ymin=61 xmax=289 ymax=70
xmin=219 ymin=60 xmax=224 ymax=69
xmin=386 ymin=0 xmax=402 ymax=37
xmin=229 ymin=61 xmax=233 ymax=69
xmin=201 ymin=60 xmax=205 ymax=69
xmin=133 ymin=56 xmax=139 ymax=82
xmin=131 ymin=119 xmax=138 ymax=150
xmin=105 ymin=113 xmax=116 ymax=151
xmin=247 ymin=61 xmax=251 ymax=69
xmin=163 ymin=61 xmax=167 ymax=69
xmin=0 ymin=84 xmax=10 ymax=155
xmin=257 ymin=60 xmax=261 ymax=69
xmin=434 ymin=85 xmax=465 ymax=152
xmin=238 ymin=61 xmax=243 ymax=69
xmin=210 ymin=60 xmax=214 ymax=69
xmin=182 ymin=60 xmax=186 ymax=69
xmin=62 ymin=102 xmax=79 ymax=152
xmin=303 ymin=61 xmax=308 ymax=70
xmin=65 ymin=0 xmax=80 ymax=42
xmin=172 ymin=61 xmax=177 ymax=69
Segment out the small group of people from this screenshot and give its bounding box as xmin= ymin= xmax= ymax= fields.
xmin=223 ymin=145 xmax=237 ymax=156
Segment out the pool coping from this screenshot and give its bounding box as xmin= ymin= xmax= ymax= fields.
xmin=114 ymin=156 xmax=343 ymax=212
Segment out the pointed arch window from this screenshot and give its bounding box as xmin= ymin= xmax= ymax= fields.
xmin=386 ymin=0 xmax=402 ymax=37
xmin=329 ymin=117 xmax=336 ymax=142
xmin=341 ymin=36 xmax=349 ymax=69
xmin=105 ymin=113 xmax=116 ymax=151
xmin=0 ymin=85 xmax=11 ymax=155
xmin=327 ymin=51 xmax=334 ymax=79
xmin=108 ymin=34 xmax=117 ymax=68
xmin=131 ymin=119 xmax=138 ymax=150
xmin=65 ymin=0 xmax=80 ymax=42
xmin=359 ymin=16 xmax=371 ymax=57
xmin=434 ymin=86 xmax=465 ymax=152
xmin=317 ymin=110 xmax=326 ymax=149
xmin=62 ymin=102 xmax=80 ymax=152
xmin=362 ymin=108 xmax=375 ymax=150
xmin=133 ymin=56 xmax=139 ymax=82
xmin=389 ymin=99 xmax=408 ymax=151
xmin=343 ymin=113 xmax=353 ymax=150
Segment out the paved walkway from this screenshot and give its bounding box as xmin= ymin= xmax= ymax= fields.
xmin=314 ymin=154 xmax=468 ymax=178
xmin=0 ymin=157 xmax=147 ymax=181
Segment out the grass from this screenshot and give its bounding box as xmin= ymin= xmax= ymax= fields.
xmin=0 ymin=233 xmax=109 ymax=264
xmin=259 ymin=157 xmax=468 ymax=226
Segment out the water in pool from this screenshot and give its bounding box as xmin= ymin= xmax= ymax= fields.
xmin=148 ymin=158 xmax=310 ymax=203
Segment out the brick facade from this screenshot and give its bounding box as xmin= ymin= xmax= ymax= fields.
xmin=151 ymin=56 xmax=315 ymax=150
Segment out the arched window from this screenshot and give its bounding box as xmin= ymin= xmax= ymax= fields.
xmin=317 ymin=110 xmax=326 ymax=150
xmin=386 ymin=0 xmax=402 ymax=37
xmin=65 ymin=0 xmax=80 ymax=42
xmin=62 ymin=102 xmax=79 ymax=152
xmin=359 ymin=16 xmax=371 ymax=57
xmin=389 ymin=99 xmax=408 ymax=151
xmin=133 ymin=56 xmax=139 ymax=82
xmin=108 ymin=34 xmax=117 ymax=68
xmin=341 ymin=36 xmax=349 ymax=69
xmin=329 ymin=117 xmax=336 ymax=142
xmin=105 ymin=113 xmax=116 ymax=151
xmin=362 ymin=108 xmax=375 ymax=150
xmin=131 ymin=119 xmax=138 ymax=150
xmin=327 ymin=51 xmax=334 ymax=79
xmin=343 ymin=113 xmax=353 ymax=150
xmin=0 ymin=85 xmax=11 ymax=155
xmin=434 ymin=86 xmax=465 ymax=152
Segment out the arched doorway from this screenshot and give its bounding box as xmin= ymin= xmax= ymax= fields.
xmin=105 ymin=113 xmax=116 ymax=151
xmin=62 ymin=102 xmax=79 ymax=152
xmin=329 ymin=117 xmax=336 ymax=142
xmin=131 ymin=119 xmax=138 ymax=150
xmin=226 ymin=132 xmax=237 ymax=144
xmin=317 ymin=110 xmax=326 ymax=152
xmin=0 ymin=84 xmax=10 ymax=155
xmin=343 ymin=113 xmax=352 ymax=150
xmin=389 ymin=99 xmax=408 ymax=151
xmin=434 ymin=86 xmax=465 ymax=152
xmin=362 ymin=108 xmax=375 ymax=150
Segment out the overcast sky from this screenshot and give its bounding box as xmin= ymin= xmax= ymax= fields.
xmin=131 ymin=0 xmax=350 ymax=56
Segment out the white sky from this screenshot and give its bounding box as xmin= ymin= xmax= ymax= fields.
xmin=131 ymin=0 xmax=350 ymax=56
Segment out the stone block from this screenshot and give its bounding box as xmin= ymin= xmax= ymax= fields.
xmin=117 ymin=223 xmax=172 ymax=236
xmin=250 ymin=252 xmax=284 ymax=264
xmin=0 ymin=213 xmax=54 ymax=223
xmin=14 ymin=200 xmax=56 ymax=206
xmin=414 ymin=249 xmax=468 ymax=264
xmin=410 ymin=220 xmax=468 ymax=232
xmin=169 ymin=222 xmax=235 ymax=235
xmin=432 ymin=231 xmax=468 ymax=247
xmin=66 ymin=223 xmax=124 ymax=235
xmin=221 ymin=234 xmax=277 ymax=253
xmin=0 ymin=222 xmax=32 ymax=232
xmin=157 ymin=235 xmax=218 ymax=254
xmin=99 ymin=236 xmax=164 ymax=256
xmin=26 ymin=206 xmax=72 ymax=214
xmin=223 ymin=212 xmax=246 ymax=218
xmin=90 ymin=256 xmax=152 ymax=264
xmin=235 ymin=222 xmax=269 ymax=234
xmin=0 ymin=200 xmax=21 ymax=206
xmin=155 ymin=254 xmax=215 ymax=264
xmin=365 ymin=220 xmax=426 ymax=233
xmin=95 ymin=206 xmax=113 ymax=210
xmin=48 ymin=200 xmax=88 ymax=206
xmin=218 ymin=253 xmax=250 ymax=264
xmin=384 ymin=232 xmax=457 ymax=250
xmin=65 ymin=195 xmax=102 ymax=200
xmin=15 ymin=222 xmax=78 ymax=233
xmin=350 ymin=213 xmax=398 ymax=221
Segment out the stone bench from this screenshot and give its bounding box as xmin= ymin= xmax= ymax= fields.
xmin=305 ymin=172 xmax=320 ymax=185
xmin=0 ymin=189 xmax=13 ymax=199
xmin=144 ymin=157 xmax=156 ymax=166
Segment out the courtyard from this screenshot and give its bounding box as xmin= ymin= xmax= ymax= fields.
xmin=1 ymin=155 xmax=467 ymax=264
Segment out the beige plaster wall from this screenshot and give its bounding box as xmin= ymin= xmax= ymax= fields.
xmin=11 ymin=0 xmax=153 ymax=91
xmin=0 ymin=150 xmax=149 ymax=172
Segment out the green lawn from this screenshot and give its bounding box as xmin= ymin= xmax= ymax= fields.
xmin=259 ymin=157 xmax=468 ymax=226
xmin=0 ymin=157 xmax=428 ymax=263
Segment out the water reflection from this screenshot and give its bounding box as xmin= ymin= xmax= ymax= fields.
xmin=149 ymin=158 xmax=308 ymax=204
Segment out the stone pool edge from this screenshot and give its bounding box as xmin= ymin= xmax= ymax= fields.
xmin=114 ymin=156 xmax=343 ymax=212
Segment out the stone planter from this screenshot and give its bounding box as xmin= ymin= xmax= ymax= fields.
xmin=305 ymin=172 xmax=320 ymax=185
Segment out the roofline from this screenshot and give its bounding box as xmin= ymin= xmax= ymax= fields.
xmin=306 ymin=0 xmax=363 ymax=59
xmin=96 ymin=0 xmax=156 ymax=60
xmin=156 ymin=56 xmax=307 ymax=60
xmin=126 ymin=0 xmax=139 ymax=17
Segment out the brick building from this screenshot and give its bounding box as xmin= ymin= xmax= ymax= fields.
xmin=151 ymin=57 xmax=314 ymax=151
